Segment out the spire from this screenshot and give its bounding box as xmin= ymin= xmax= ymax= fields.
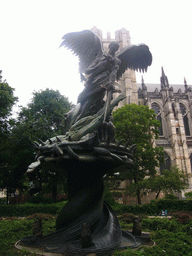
xmin=160 ymin=67 xmax=169 ymax=89
xmin=141 ymin=76 xmax=147 ymax=90
xmin=184 ymin=77 xmax=188 ymax=92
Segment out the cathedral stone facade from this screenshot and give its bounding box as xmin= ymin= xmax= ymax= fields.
xmin=138 ymin=69 xmax=192 ymax=194
xmin=92 ymin=27 xmax=192 ymax=199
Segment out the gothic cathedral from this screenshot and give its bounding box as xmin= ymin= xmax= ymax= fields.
xmin=92 ymin=27 xmax=192 ymax=199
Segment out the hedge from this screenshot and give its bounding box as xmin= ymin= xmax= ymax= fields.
xmin=1 ymin=199 xmax=192 ymax=217
xmin=113 ymin=199 xmax=192 ymax=215
xmin=0 ymin=202 xmax=67 ymax=217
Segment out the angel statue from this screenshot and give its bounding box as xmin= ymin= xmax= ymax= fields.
xmin=20 ymin=30 xmax=152 ymax=254
xmin=60 ymin=30 xmax=152 ymax=142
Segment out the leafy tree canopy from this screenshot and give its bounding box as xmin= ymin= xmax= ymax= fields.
xmin=144 ymin=166 xmax=189 ymax=199
xmin=0 ymin=73 xmax=18 ymax=138
xmin=17 ymin=88 xmax=73 ymax=141
xmin=0 ymin=87 xmax=72 ymax=201
xmin=0 ymin=81 xmax=18 ymax=119
xmin=113 ymin=103 xmax=164 ymax=204
xmin=113 ymin=103 xmax=163 ymax=178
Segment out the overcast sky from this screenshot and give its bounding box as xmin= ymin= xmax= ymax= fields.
xmin=0 ymin=0 xmax=192 ymax=111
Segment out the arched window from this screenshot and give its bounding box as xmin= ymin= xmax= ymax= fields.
xmin=152 ymin=103 xmax=163 ymax=136
xmin=180 ymin=103 xmax=190 ymax=136
xmin=160 ymin=152 xmax=171 ymax=174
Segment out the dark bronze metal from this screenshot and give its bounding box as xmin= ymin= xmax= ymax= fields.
xmin=19 ymin=29 xmax=152 ymax=255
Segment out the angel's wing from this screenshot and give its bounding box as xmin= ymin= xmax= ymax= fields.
xmin=116 ymin=44 xmax=152 ymax=81
xmin=60 ymin=30 xmax=103 ymax=73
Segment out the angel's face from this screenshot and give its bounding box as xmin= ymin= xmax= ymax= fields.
xmin=108 ymin=42 xmax=119 ymax=55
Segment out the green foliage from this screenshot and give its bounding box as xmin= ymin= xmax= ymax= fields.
xmin=114 ymin=217 xmax=192 ymax=255
xmin=112 ymin=201 xmax=157 ymax=216
xmin=113 ymin=103 xmax=160 ymax=143
xmin=113 ymin=248 xmax=143 ymax=255
xmin=1 ymin=204 xmax=192 ymax=255
xmin=14 ymin=88 xmax=73 ymax=199
xmin=113 ymin=199 xmax=192 ymax=216
xmin=185 ymin=191 xmax=192 ymax=199
xmin=17 ymin=88 xmax=72 ymax=140
xmin=0 ymin=79 xmax=19 ymax=203
xmin=142 ymin=217 xmax=178 ymax=232
xmin=150 ymin=198 xmax=192 ymax=213
xmin=0 ymin=215 xmax=56 ymax=255
xmin=172 ymin=211 xmax=192 ymax=224
xmin=143 ymin=166 xmax=188 ymax=199
xmin=0 ymin=201 xmax=67 ymax=217
xmin=113 ymin=104 xmax=164 ymax=204
xmin=2 ymin=199 xmax=192 ymax=219
xmin=150 ymin=230 xmax=192 ymax=256
xmin=26 ymin=194 xmax=55 ymax=204
xmin=119 ymin=212 xmax=137 ymax=224
xmin=0 ymin=88 xmax=72 ymax=203
xmin=26 ymin=194 xmax=67 ymax=204
xmin=0 ymin=196 xmax=7 ymax=205
xmin=104 ymin=186 xmax=118 ymax=206
xmin=0 ymin=80 xmax=18 ymax=120
xmin=164 ymin=194 xmax=178 ymax=200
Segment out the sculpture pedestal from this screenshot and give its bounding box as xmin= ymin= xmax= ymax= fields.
xmin=18 ymin=142 xmax=149 ymax=255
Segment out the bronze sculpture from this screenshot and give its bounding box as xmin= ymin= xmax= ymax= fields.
xmin=60 ymin=30 xmax=152 ymax=135
xmin=18 ymin=30 xmax=152 ymax=255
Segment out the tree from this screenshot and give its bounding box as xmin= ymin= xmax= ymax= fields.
xmin=144 ymin=166 xmax=189 ymax=199
xmin=0 ymin=73 xmax=18 ymax=203
xmin=0 ymin=76 xmax=18 ymax=135
xmin=185 ymin=191 xmax=192 ymax=199
xmin=18 ymin=88 xmax=73 ymax=141
xmin=113 ymin=103 xmax=164 ymax=204
xmin=14 ymin=88 xmax=73 ymax=201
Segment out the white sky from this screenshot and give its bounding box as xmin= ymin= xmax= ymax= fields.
xmin=0 ymin=0 xmax=192 ymax=112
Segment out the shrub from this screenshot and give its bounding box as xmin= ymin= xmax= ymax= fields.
xmin=119 ymin=213 xmax=137 ymax=224
xmin=0 ymin=201 xmax=67 ymax=217
xmin=164 ymin=194 xmax=178 ymax=200
xmin=137 ymin=213 xmax=148 ymax=221
xmin=26 ymin=213 xmax=55 ymax=221
xmin=0 ymin=214 xmax=56 ymax=255
xmin=26 ymin=194 xmax=55 ymax=204
xmin=172 ymin=211 xmax=192 ymax=224
xmin=141 ymin=217 xmax=179 ymax=232
xmin=0 ymin=197 xmax=7 ymax=205
xmin=185 ymin=191 xmax=192 ymax=199
xmin=112 ymin=191 xmax=122 ymax=198
xmin=150 ymin=230 xmax=192 ymax=255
